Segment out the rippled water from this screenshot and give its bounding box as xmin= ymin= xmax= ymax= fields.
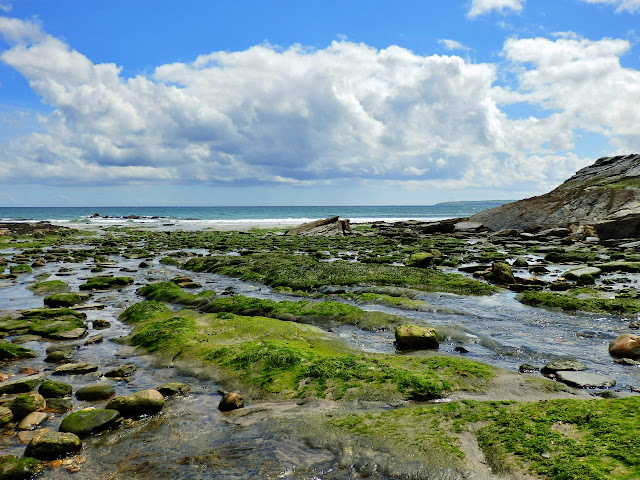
xmin=2 ymin=246 xmax=639 ymax=479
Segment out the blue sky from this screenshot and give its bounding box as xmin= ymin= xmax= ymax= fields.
xmin=0 ymin=0 xmax=639 ymax=206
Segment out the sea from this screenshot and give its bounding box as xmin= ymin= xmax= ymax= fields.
xmin=0 ymin=203 xmax=507 ymax=229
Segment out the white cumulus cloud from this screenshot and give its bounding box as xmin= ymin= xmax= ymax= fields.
xmin=577 ymin=0 xmax=640 ymax=12
xmin=467 ymin=0 xmax=526 ymax=17
xmin=439 ymin=39 xmax=471 ymax=51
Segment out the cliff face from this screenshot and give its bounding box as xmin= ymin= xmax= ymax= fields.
xmin=469 ymin=154 xmax=640 ymax=231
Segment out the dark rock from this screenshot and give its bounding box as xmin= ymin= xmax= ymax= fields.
xmin=38 ymin=380 xmax=72 ymax=398
xmin=287 ymin=216 xmax=353 ymax=236
xmin=0 ymin=374 xmax=45 ymax=394
xmin=24 ymin=430 xmax=81 ymax=460
xmin=0 ymin=455 xmax=44 ymax=480
xmin=44 ymin=351 xmax=72 ymax=364
xmin=59 ymin=408 xmax=121 ymax=437
xmin=156 ymin=382 xmax=191 ymax=396
xmin=219 ymin=392 xmax=244 ymax=411
xmin=490 ymin=262 xmax=515 ymax=285
xmin=92 ymin=319 xmax=111 ymax=329
xmin=75 ymin=384 xmax=116 ymax=401
xmin=519 ymin=363 xmax=539 ymax=373
xmin=44 ymin=398 xmax=73 ymax=413
xmin=10 ymin=393 xmax=46 ymax=419
xmin=104 ymin=364 xmax=137 ymax=378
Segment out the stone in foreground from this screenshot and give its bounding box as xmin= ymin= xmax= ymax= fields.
xmin=394 ymin=325 xmax=439 ymax=350
xmin=555 ymin=371 xmax=616 ymax=389
xmin=0 ymin=456 xmax=44 ymax=480
xmin=59 ymin=408 xmax=122 ymax=437
xmin=105 ymin=389 xmax=165 ymax=417
xmin=24 ymin=430 xmax=81 ymax=460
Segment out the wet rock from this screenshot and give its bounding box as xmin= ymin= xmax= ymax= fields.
xmin=0 ymin=343 xmax=37 ymax=361
xmin=512 ymin=257 xmax=529 ymax=267
xmin=609 ymin=333 xmax=640 ymax=359
xmin=59 ymin=408 xmax=121 ymax=437
xmin=406 ymin=252 xmax=434 ymax=268
xmin=48 ymin=327 xmax=88 ymax=340
xmin=17 ymin=411 xmax=48 ymax=430
xmin=76 ymin=384 xmax=116 ymax=401
xmin=83 ymin=334 xmax=103 ymax=345
xmin=555 ymin=371 xmax=616 ymax=389
xmin=563 ymin=266 xmax=602 ymax=281
xmin=24 ymin=430 xmax=82 ymax=460
xmin=104 ymin=364 xmax=137 ymax=378
xmin=10 ymin=393 xmax=46 ymax=419
xmin=219 ymin=392 xmax=244 ymax=411
xmin=45 ymin=344 xmax=77 ymax=354
xmin=17 ymin=431 xmax=39 ymax=444
xmin=454 ymin=346 xmax=469 ymax=354
xmin=44 ymin=398 xmax=73 ymax=413
xmin=156 ymin=382 xmax=191 ymax=396
xmin=106 ymin=389 xmax=165 ymax=417
xmin=519 ymin=363 xmax=539 ymax=373
xmin=38 ymin=380 xmax=72 ymax=398
xmin=92 ymin=319 xmax=111 ymax=329
xmin=0 ymin=455 xmax=44 ymax=480
xmin=490 ymin=262 xmax=515 ymax=285
xmin=394 ymin=325 xmax=439 ymax=350
xmin=0 ymin=406 xmax=13 ymax=426
xmin=10 ymin=335 xmax=41 ymax=344
xmin=0 ymin=374 xmax=45 ymax=394
xmin=53 ymin=363 xmax=99 ymax=375
xmin=44 ymin=351 xmax=72 ymax=364
xmin=541 ymin=359 xmax=587 ymax=376
xmin=44 ymin=293 xmax=90 ymax=308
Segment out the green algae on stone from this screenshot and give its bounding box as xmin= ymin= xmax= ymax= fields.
xmin=9 ymin=264 xmax=32 ymax=274
xmin=0 ymin=343 xmax=38 ymax=360
xmin=183 ymin=253 xmax=497 ymax=295
xmin=201 ymin=295 xmax=407 ymax=331
xmin=79 ymin=275 xmax=133 ymax=290
xmin=44 ymin=292 xmax=90 ymax=308
xmin=10 ymin=393 xmax=45 ymax=419
xmin=123 ymin=305 xmax=494 ymax=401
xmin=119 ymin=300 xmax=169 ymax=324
xmin=59 ymin=408 xmax=121 ymax=437
xmin=518 ymin=290 xmax=640 ymax=315
xmin=137 ymin=281 xmax=215 ymax=307
xmin=27 ymin=280 xmax=69 ymax=294
xmin=39 ymin=380 xmax=72 ymax=398
xmin=354 ymin=292 xmax=440 ymax=312
xmin=0 ymin=456 xmax=44 ymax=480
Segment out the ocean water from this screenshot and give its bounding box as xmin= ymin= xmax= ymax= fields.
xmin=0 ymin=204 xmax=503 ymax=229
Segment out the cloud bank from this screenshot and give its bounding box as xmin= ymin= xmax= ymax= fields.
xmin=0 ymin=17 xmax=638 ymax=193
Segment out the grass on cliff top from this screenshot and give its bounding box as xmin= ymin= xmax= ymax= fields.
xmin=120 ymin=303 xmax=494 ymax=401
xmin=518 ymin=290 xmax=640 ymax=315
xmin=183 ymin=253 xmax=497 ymax=295
xmin=201 ymin=294 xmax=408 ymax=331
xmin=330 ymin=397 xmax=640 ymax=480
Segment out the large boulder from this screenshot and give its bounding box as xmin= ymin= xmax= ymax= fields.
xmin=24 ymin=430 xmax=81 ymax=460
xmin=218 ymin=392 xmax=244 ymax=412
xmin=395 ymin=325 xmax=439 ymax=350
xmin=490 ymin=262 xmax=515 ymax=285
xmin=75 ymin=384 xmax=116 ymax=401
xmin=10 ymin=393 xmax=46 ymax=419
xmin=59 ymin=409 xmax=121 ymax=437
xmin=106 ymin=389 xmax=165 ymax=417
xmin=609 ymin=334 xmax=640 ymax=359
xmin=287 ymin=216 xmax=352 ymax=236
xmin=38 ymin=380 xmax=72 ymax=398
xmin=470 ymin=154 xmax=640 ymax=233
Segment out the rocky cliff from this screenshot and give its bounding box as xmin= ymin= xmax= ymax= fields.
xmin=469 ymin=154 xmax=640 ymax=234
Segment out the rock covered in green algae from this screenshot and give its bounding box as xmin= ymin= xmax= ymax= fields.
xmin=27 ymin=279 xmax=69 ymax=294
xmin=43 ymin=292 xmax=90 ymax=308
xmin=0 ymin=374 xmax=45 ymax=394
xmin=9 ymin=264 xmax=32 ymax=274
xmin=0 ymin=455 xmax=44 ymax=480
xmin=75 ymin=384 xmax=116 ymax=401
xmin=0 ymin=406 xmax=13 ymax=426
xmin=156 ymin=382 xmax=191 ymax=396
xmin=106 ymin=389 xmax=165 ymax=417
xmin=490 ymin=261 xmax=515 ymax=285
xmin=562 ymin=266 xmax=602 ymax=281
xmin=79 ymin=275 xmax=133 ymax=290
xmin=24 ymin=430 xmax=81 ymax=460
xmin=10 ymin=393 xmax=46 ymax=419
xmin=540 ymin=359 xmax=587 ymax=375
xmin=0 ymin=343 xmax=38 ymax=360
xmin=609 ymin=333 xmax=640 ymax=359
xmin=45 ymin=398 xmax=73 ymax=413
xmin=59 ymin=408 xmax=121 ymax=437
xmin=405 ymin=252 xmax=434 ymax=268
xmin=52 ymin=362 xmax=99 ymax=375
xmin=38 ymin=380 xmax=72 ymax=398
xmin=394 ymin=325 xmax=439 ymax=350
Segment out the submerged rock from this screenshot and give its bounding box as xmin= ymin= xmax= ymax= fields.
xmin=104 ymin=364 xmax=137 ymax=378
xmin=17 ymin=411 xmax=48 ymax=431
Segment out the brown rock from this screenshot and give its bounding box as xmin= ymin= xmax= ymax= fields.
xmin=609 ymin=333 xmax=640 ymax=359
xmin=218 ymin=392 xmax=244 ymax=411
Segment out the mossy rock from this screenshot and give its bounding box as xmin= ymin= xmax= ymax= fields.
xmin=38 ymin=380 xmax=72 ymax=398
xmin=75 ymin=384 xmax=116 ymax=401
xmin=24 ymin=430 xmax=81 ymax=460
xmin=44 ymin=293 xmax=90 ymax=308
xmin=0 ymin=343 xmax=37 ymax=360
xmin=21 ymin=308 xmax=86 ymax=319
xmin=137 ymin=282 xmax=215 ymax=307
xmin=0 ymin=374 xmax=45 ymax=394
xmin=0 ymin=456 xmax=44 ymax=480
xmin=10 ymin=393 xmax=46 ymax=419
xmin=406 ymin=252 xmax=434 ymax=268
xmin=59 ymin=408 xmax=121 ymax=437
xmin=518 ymin=290 xmax=640 ymax=314
xmin=9 ymin=264 xmax=32 ymax=274
xmin=27 ymin=280 xmax=69 ymax=294
xmin=395 ymin=325 xmax=439 ymax=350
xmin=106 ymin=389 xmax=165 ymax=417
xmin=79 ymin=275 xmax=133 ymax=290
xmin=0 ymin=406 xmax=13 ymax=426
xmin=119 ymin=301 xmax=169 ymax=324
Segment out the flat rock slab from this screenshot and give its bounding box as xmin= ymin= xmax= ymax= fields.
xmin=59 ymin=408 xmax=121 ymax=437
xmin=53 ymin=363 xmax=99 ymax=375
xmin=0 ymin=373 xmax=45 ymax=394
xmin=563 ymin=266 xmax=602 ymax=279
xmin=24 ymin=430 xmax=81 ymax=460
xmin=556 ymin=371 xmax=616 ymax=389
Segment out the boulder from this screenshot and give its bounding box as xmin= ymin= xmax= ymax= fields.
xmin=563 ymin=266 xmax=602 ymax=281
xmin=0 ymin=374 xmax=45 ymax=394
xmin=38 ymin=380 xmax=72 ymax=398
xmin=52 ymin=362 xmax=99 ymax=375
xmin=287 ymin=216 xmax=352 ymax=236
xmin=59 ymin=409 xmax=121 ymax=437
xmin=490 ymin=262 xmax=515 ymax=285
xmin=44 ymin=351 xmax=72 ymax=364
xmin=76 ymin=384 xmax=116 ymax=401
xmin=106 ymin=389 xmax=165 ymax=417
xmin=24 ymin=430 xmax=81 ymax=460
xmin=394 ymin=325 xmax=439 ymax=350
xmin=406 ymin=252 xmax=434 ymax=268
xmin=91 ymin=319 xmax=111 ymax=329
xmin=104 ymin=364 xmax=137 ymax=378
xmin=0 ymin=456 xmax=44 ymax=480
xmin=218 ymin=392 xmax=244 ymax=412
xmin=540 ymin=359 xmax=587 ymax=376
xmin=555 ymin=371 xmax=616 ymax=389
xmin=609 ymin=333 xmax=640 ymax=359
xmin=44 ymin=398 xmax=73 ymax=413
xmin=156 ymin=382 xmax=191 ymax=397
xmin=10 ymin=393 xmax=46 ymax=419
xmin=0 ymin=343 xmax=37 ymax=361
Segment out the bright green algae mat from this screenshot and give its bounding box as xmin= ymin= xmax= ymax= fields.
xmin=330 ymin=397 xmax=640 ymax=480
xmin=120 ymin=302 xmax=494 ymax=401
xmin=183 ymin=253 xmax=497 ymax=295
xmin=518 ymin=290 xmax=640 ymax=314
